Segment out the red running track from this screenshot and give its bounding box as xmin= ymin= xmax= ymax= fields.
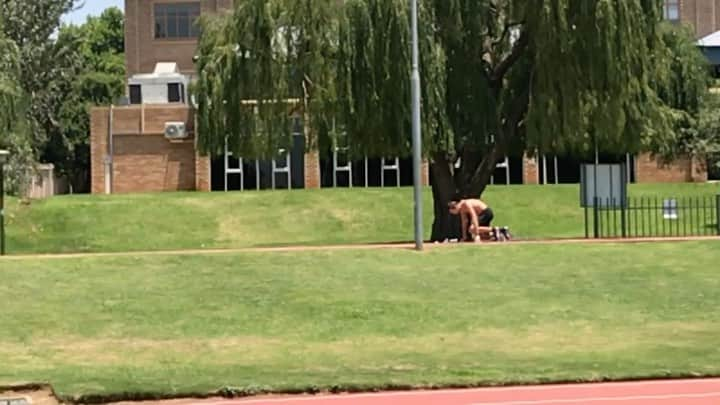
xmin=192 ymin=379 xmax=720 ymax=405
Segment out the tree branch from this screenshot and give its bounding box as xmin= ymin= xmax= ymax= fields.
xmin=491 ymin=30 xmax=528 ymax=83
xmin=465 ymin=84 xmax=531 ymax=197
xmin=492 ymin=21 xmax=524 ymax=49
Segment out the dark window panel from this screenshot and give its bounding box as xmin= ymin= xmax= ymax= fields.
xmin=168 ymin=83 xmax=182 ymax=103
xmin=129 ymin=85 xmax=142 ymax=104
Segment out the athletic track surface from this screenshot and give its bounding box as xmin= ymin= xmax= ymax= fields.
xmin=116 ymin=378 xmax=720 ymax=405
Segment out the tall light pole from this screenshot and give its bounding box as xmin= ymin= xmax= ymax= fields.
xmin=0 ymin=149 xmax=9 ymax=256
xmin=410 ymin=0 xmax=424 ymax=251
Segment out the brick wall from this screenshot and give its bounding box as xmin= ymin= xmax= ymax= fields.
xmin=90 ymin=108 xmax=110 ymax=194
xmin=112 ymin=135 xmax=196 ymax=192
xmin=522 ymin=154 xmax=539 ymax=185
xmin=304 ymin=151 xmax=321 ymax=189
xmin=680 ymin=0 xmax=720 ymax=38
xmin=90 ymin=105 xmax=205 ymax=194
xmin=635 ymin=153 xmax=707 ymax=183
xmin=195 ymin=153 xmax=211 ymax=191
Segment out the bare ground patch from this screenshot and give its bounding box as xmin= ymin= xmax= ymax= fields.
xmin=1 ymin=384 xmax=61 ymax=405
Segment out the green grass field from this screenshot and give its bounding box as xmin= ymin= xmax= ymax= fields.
xmin=5 ymin=183 xmax=719 ymax=254
xmin=1 ymin=241 xmax=719 ymax=400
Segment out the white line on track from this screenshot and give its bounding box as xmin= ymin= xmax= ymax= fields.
xmin=470 ymin=391 xmax=720 ymax=404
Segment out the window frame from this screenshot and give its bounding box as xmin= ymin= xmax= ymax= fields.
xmin=153 ymin=2 xmax=201 ymax=41
xmin=663 ymin=0 xmax=680 ymax=22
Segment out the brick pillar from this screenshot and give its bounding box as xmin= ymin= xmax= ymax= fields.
xmin=90 ymin=107 xmax=110 ymax=194
xmin=691 ymin=155 xmax=708 ymax=183
xmin=523 ymin=153 xmax=539 ymax=185
xmin=421 ymin=159 xmax=430 ymax=186
xmin=304 ymin=151 xmax=321 ymax=189
xmin=195 ymin=152 xmax=211 ymax=191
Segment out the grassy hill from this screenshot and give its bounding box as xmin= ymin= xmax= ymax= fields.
xmin=5 ymin=183 xmax=719 ymax=254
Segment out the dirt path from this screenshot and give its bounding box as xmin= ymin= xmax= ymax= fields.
xmin=1 ymin=384 xmax=60 ymax=405
xmin=2 ymin=236 xmax=719 ymax=261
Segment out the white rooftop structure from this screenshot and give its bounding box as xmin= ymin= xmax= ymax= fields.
xmin=128 ymin=62 xmax=190 ymax=105
xmin=697 ymin=30 xmax=720 ymax=47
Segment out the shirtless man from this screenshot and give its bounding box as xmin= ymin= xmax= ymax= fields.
xmin=448 ymin=199 xmax=510 ymax=242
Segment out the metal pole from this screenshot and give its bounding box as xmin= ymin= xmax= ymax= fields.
xmin=0 ymin=159 xmax=4 ymax=256
xmin=224 ymin=139 xmax=229 ymax=192
xmin=626 ymin=153 xmax=631 ymax=183
xmin=621 ymin=164 xmax=627 ymax=238
xmin=716 ymin=194 xmax=720 ymax=236
xmin=410 ymin=0 xmax=424 ymax=251
xmin=506 ymin=157 xmax=510 ymax=185
xmin=593 ymin=137 xmax=599 ymax=238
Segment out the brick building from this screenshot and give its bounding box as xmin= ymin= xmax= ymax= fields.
xmin=90 ymin=0 xmax=710 ymax=194
xmin=669 ymin=0 xmax=720 ymax=38
xmin=125 ymin=0 xmax=233 ymax=79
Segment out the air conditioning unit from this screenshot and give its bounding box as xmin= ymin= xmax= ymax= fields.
xmin=164 ymin=122 xmax=188 ymax=140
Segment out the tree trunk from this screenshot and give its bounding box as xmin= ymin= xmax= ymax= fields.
xmin=429 ymin=147 xmax=504 ymax=242
xmin=430 ymin=153 xmax=461 ymax=242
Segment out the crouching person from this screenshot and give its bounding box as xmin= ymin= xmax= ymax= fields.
xmin=448 ymin=199 xmax=511 ymax=242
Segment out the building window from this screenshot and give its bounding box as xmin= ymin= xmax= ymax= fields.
xmin=154 ymin=3 xmax=201 ymax=39
xmin=129 ymin=85 xmax=142 ymax=104
xmin=168 ymin=83 xmax=184 ymax=103
xmin=664 ymin=0 xmax=680 ymax=22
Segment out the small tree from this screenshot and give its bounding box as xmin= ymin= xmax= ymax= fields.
xmin=0 ymin=15 xmax=31 ymax=195
xmin=0 ymin=18 xmax=19 ymax=135
xmin=650 ymin=23 xmax=716 ymax=172
xmin=48 ymin=7 xmax=126 ymax=192
xmin=0 ymin=0 xmax=77 ymax=193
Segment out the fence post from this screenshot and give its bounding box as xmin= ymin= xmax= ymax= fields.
xmin=716 ymin=194 xmax=720 ymax=236
xmin=621 ymin=196 xmax=627 ymax=238
xmin=593 ymin=197 xmax=600 ymax=239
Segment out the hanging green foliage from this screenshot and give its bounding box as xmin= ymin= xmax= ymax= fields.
xmin=195 ymin=0 xmax=341 ymax=160
xmin=0 ymin=17 xmax=20 ymax=137
xmin=195 ymin=0 xmax=710 ymax=240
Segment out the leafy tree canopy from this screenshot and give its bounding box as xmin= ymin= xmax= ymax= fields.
xmin=195 ymin=0 xmax=711 ymax=240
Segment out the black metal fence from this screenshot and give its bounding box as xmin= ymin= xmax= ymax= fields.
xmin=586 ymin=195 xmax=720 ymax=239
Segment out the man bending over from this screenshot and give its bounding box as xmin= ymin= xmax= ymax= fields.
xmin=448 ymin=199 xmax=510 ymax=242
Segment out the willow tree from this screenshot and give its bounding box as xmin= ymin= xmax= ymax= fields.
xmin=0 ymin=19 xmax=19 ymax=138
xmin=196 ymin=0 xmax=706 ymax=241
xmin=1 ymin=0 xmax=77 ymax=194
xmin=195 ymin=0 xmax=341 ymax=158
xmin=339 ymin=0 xmax=691 ymax=240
